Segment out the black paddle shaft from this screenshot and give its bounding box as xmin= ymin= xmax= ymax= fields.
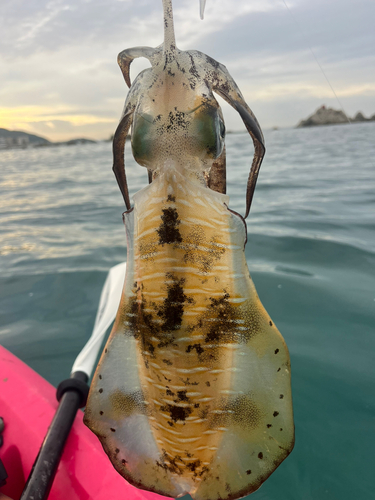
xmin=20 ymin=371 xmax=89 ymax=500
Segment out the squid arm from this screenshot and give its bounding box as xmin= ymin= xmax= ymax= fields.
xmin=112 ymin=110 xmax=133 ymax=210
xmin=206 ymin=60 xmax=266 ymax=218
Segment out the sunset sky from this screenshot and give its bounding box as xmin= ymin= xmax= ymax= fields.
xmin=1 ymin=0 xmax=374 ymax=142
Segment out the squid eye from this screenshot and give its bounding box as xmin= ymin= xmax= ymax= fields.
xmin=131 ymin=112 xmax=155 ymax=167
xmin=192 ymin=105 xmax=225 ymax=160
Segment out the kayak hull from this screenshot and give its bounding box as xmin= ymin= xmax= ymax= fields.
xmin=0 ymin=346 xmax=169 ymax=500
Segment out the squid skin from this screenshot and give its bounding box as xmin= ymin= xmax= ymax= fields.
xmin=84 ymin=1 xmax=294 ymax=499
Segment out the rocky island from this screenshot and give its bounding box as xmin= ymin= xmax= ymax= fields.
xmin=297 ymin=106 xmax=375 ymax=127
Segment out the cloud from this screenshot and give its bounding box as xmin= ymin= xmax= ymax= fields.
xmin=0 ymin=0 xmax=374 ymax=139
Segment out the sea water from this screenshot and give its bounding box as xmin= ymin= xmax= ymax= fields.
xmin=1 ymin=122 xmax=374 ymax=499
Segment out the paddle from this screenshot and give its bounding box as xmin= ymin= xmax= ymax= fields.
xmin=20 ymin=262 xmax=126 ymax=500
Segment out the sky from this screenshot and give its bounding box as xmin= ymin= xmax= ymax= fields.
xmin=1 ymin=0 xmax=374 ymax=142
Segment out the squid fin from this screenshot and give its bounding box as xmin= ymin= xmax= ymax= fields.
xmin=194 ymin=316 xmax=294 ymax=500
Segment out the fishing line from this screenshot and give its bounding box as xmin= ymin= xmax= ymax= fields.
xmin=282 ymin=0 xmax=351 ymax=124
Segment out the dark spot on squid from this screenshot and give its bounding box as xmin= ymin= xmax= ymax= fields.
xmin=115 ymin=448 xmax=119 ymax=454
xmin=157 ymin=275 xmax=189 ymax=332
xmin=166 ymin=389 xmax=175 ymax=397
xmin=167 ymin=194 xmax=175 ymax=202
xmin=280 ymin=394 xmax=284 ymax=399
xmin=221 ymin=80 xmax=231 ymax=94
xmin=258 ymin=452 xmax=263 ymax=459
xmin=186 ymin=460 xmax=201 ymax=473
xmin=188 ymin=53 xmax=199 ymax=79
xmin=110 ymin=428 xmax=116 ymax=432
xmin=99 ymin=374 xmax=102 ymax=380
xmin=176 ymin=390 xmax=189 ymax=402
xmin=199 ymin=466 xmax=209 ymax=477
xmin=275 ymin=348 xmax=279 ymax=354
xmin=99 ymin=388 xmax=103 ymax=394
xmin=280 ymin=428 xmax=283 ymax=431
xmin=169 ymin=456 xmax=184 ymax=475
xmin=162 ymin=359 xmax=173 ymax=366
xmin=194 ymin=403 xmax=200 ymax=408
xmin=186 ymin=343 xmax=204 ymax=355
xmin=122 ymin=459 xmax=127 ymax=465
xmin=246 ymin=469 xmax=252 ymax=475
xmin=181 ymin=377 xmax=199 ymax=386
xmin=157 ymin=451 xmax=184 ymax=475
xmin=205 ymin=381 xmax=210 ymax=387
xmin=273 ymin=411 xmax=279 ymax=417
xmin=204 ymin=292 xmax=238 ymax=343
xmin=160 ymin=403 xmax=192 ymax=423
xmin=269 ymin=320 xmax=273 ymax=326
xmin=99 ymin=411 xmax=103 ymax=416
xmin=277 ymin=368 xmax=281 ymax=372
xmin=205 ymin=54 xmax=220 ymax=69
xmin=267 ymin=424 xmax=272 ymax=428
xmin=157 ymin=207 xmax=182 ymax=245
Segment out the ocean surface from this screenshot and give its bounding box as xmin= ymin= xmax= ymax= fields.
xmin=1 ymin=122 xmax=374 ymax=499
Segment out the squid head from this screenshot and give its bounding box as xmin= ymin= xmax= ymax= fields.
xmin=113 ymin=0 xmax=265 ymax=219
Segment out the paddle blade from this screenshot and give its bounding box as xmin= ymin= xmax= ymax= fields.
xmin=72 ymin=262 xmax=126 ymax=378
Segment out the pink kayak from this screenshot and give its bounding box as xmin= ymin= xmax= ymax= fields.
xmin=0 ymin=345 xmax=169 ymax=500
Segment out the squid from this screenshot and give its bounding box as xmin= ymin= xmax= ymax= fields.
xmin=84 ymin=1 xmax=294 ymax=499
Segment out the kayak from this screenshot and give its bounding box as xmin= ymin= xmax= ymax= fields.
xmin=0 ymin=345 xmax=168 ymax=500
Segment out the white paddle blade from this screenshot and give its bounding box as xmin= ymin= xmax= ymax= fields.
xmin=72 ymin=262 xmax=127 ymax=377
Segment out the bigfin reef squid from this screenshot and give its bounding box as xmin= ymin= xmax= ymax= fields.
xmin=84 ymin=1 xmax=294 ymax=499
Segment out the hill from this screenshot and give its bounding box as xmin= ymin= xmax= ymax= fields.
xmin=0 ymin=129 xmax=97 ymax=149
xmin=0 ymin=128 xmax=50 ymax=148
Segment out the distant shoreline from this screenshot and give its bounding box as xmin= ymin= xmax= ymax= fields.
xmin=0 ymin=127 xmax=100 ymax=150
xmin=1 ymin=114 xmax=375 ymax=151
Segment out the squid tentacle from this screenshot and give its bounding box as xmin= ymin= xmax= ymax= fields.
xmin=118 ymin=47 xmax=158 ymax=88
xmin=112 ymin=110 xmax=133 ymax=209
xmin=203 ymin=60 xmax=265 ymax=218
